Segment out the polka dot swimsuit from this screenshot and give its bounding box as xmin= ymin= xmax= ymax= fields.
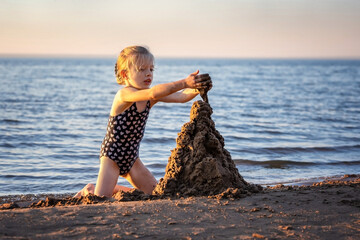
xmin=100 ymin=101 xmax=151 ymax=175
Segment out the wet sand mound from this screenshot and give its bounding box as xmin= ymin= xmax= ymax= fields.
xmin=0 ymin=192 xmax=149 ymax=209
xmin=28 ymin=194 xmax=109 ymax=208
xmin=0 ymin=194 xmax=110 ymax=209
xmin=113 ymin=189 xmax=152 ymax=201
xmin=153 ymin=100 xmax=261 ymax=197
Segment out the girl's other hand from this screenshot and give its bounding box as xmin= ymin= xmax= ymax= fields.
xmin=185 ymin=70 xmax=212 ymax=89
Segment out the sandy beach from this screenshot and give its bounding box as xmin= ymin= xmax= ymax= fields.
xmin=1 ymin=101 xmax=360 ymax=240
xmin=0 ymin=175 xmax=359 ymax=239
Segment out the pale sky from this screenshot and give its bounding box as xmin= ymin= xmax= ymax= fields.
xmin=1 ymin=0 xmax=360 ymax=58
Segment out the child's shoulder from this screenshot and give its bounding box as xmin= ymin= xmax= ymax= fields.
xmin=115 ymin=86 xmax=143 ymax=104
xmin=110 ymin=89 xmax=134 ymax=116
xmin=119 ymin=86 xmax=138 ymax=94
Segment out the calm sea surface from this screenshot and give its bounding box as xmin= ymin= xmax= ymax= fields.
xmin=0 ymin=58 xmax=359 ymax=195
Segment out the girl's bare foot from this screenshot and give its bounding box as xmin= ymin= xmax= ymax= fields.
xmin=73 ymin=183 xmax=95 ymax=198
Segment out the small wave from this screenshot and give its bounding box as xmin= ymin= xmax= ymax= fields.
xmin=228 ymin=136 xmax=250 ymax=141
xmin=143 ymin=137 xmax=174 ymax=144
xmin=146 ymin=163 xmax=167 ymax=169
xmin=0 ymin=143 xmax=15 ymax=148
xmin=32 ymin=166 xmax=98 ymax=174
xmin=220 ymin=124 xmax=239 ymax=129
xmin=240 ymin=113 xmax=259 ymax=118
xmin=259 ymin=130 xmax=285 ymax=135
xmin=234 ymin=159 xmax=314 ymax=168
xmin=269 ymin=144 xmax=360 ymax=153
xmin=238 ymin=144 xmax=360 ymax=154
xmin=261 ymin=174 xmax=360 ymax=186
xmin=1 ymin=174 xmax=69 ymax=181
xmin=2 ymin=174 xmax=46 ymax=180
xmin=80 ymin=113 xmax=102 ymax=118
xmin=234 ymin=159 xmax=360 ymax=169
xmin=1 ymin=119 xmax=21 ymax=124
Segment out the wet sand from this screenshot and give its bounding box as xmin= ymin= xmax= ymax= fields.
xmin=0 ymin=175 xmax=359 ymax=239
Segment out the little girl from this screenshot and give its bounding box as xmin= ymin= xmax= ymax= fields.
xmin=74 ymin=46 xmax=211 ymax=198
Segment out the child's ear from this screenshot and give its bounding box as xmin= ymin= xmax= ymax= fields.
xmin=121 ymin=70 xmax=128 ymax=79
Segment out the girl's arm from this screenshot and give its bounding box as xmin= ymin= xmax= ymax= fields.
xmin=119 ymin=71 xmax=210 ymax=103
xmin=156 ymin=88 xmax=200 ymax=103
xmin=157 ymin=75 xmax=212 ymax=103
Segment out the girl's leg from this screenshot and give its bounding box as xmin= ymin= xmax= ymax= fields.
xmin=112 ymin=185 xmax=132 ymax=195
xmin=122 ymin=158 xmax=157 ymax=194
xmin=73 ymin=157 xmax=155 ymax=198
xmin=73 ymin=181 xmax=132 ymax=198
xmin=94 ymin=157 xmax=121 ymax=197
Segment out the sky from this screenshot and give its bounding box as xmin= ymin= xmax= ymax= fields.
xmin=0 ymin=0 xmax=360 ymax=58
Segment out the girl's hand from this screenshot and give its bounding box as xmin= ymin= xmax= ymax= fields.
xmin=185 ymin=70 xmax=212 ymax=89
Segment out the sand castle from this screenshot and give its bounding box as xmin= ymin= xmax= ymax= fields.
xmin=153 ymin=100 xmax=261 ymax=197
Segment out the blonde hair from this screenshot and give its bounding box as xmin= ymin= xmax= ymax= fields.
xmin=115 ymin=46 xmax=154 ymax=85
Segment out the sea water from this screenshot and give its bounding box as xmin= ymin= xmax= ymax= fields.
xmin=0 ymin=57 xmax=359 ymax=195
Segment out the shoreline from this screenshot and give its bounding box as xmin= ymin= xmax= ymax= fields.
xmin=0 ymin=175 xmax=359 ymax=239
xmin=0 ymin=174 xmax=357 ymax=205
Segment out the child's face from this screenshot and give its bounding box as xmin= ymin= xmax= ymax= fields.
xmin=126 ymin=62 xmax=154 ymax=89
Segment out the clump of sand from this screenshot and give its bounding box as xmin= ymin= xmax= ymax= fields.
xmin=0 ymin=194 xmax=110 ymax=209
xmin=153 ymin=100 xmax=262 ymax=197
xmin=113 ymin=189 xmax=153 ymax=201
xmin=29 ymin=194 xmax=109 ymax=208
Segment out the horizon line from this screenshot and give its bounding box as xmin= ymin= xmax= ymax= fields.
xmin=0 ymin=53 xmax=360 ymax=61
